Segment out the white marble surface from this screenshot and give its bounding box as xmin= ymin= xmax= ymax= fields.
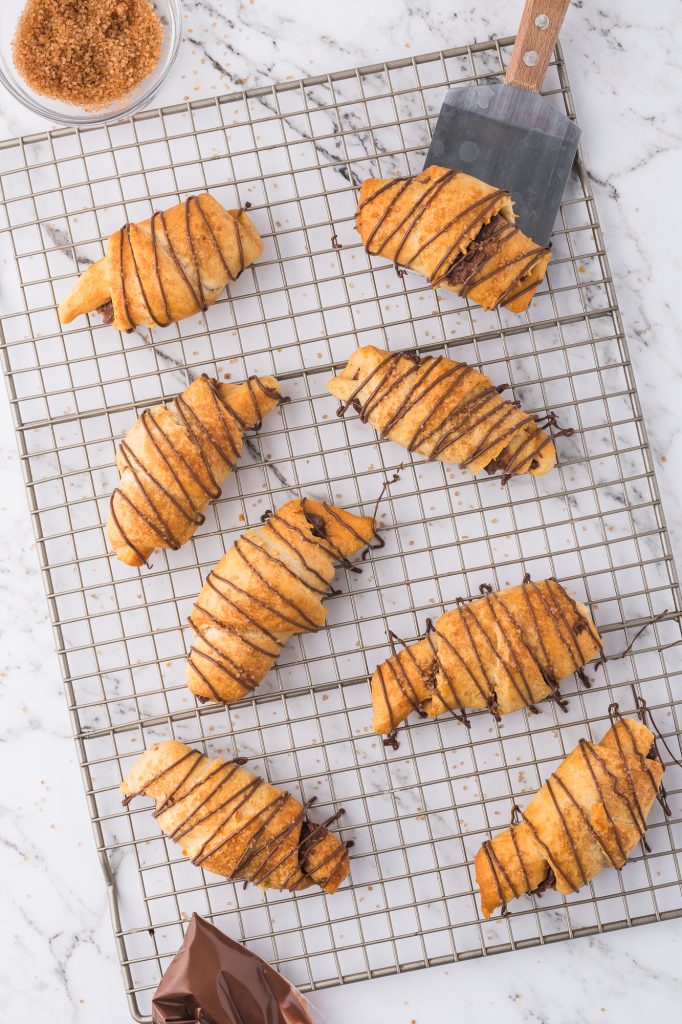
xmin=1 ymin=0 xmax=681 ymax=1020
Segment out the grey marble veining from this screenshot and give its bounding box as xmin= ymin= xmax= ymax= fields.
xmin=1 ymin=1 xmax=681 ymax=1021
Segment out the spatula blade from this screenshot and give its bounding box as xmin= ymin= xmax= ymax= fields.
xmin=425 ymin=83 xmax=580 ymax=245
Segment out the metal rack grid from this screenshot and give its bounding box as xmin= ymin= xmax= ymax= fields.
xmin=1 ymin=36 xmax=681 ymax=1023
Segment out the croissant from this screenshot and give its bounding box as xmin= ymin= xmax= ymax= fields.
xmin=370 ymin=579 xmax=602 ymax=738
xmin=475 ymin=717 xmax=664 ymax=918
xmin=356 ymin=166 xmax=551 ymax=313
xmin=108 ymin=373 xmax=282 ymax=567
xmin=58 ymin=193 xmax=263 ymax=330
xmin=328 ymin=345 xmax=556 ymax=480
xmin=187 ymin=498 xmax=376 ymax=702
xmin=121 ymin=739 xmax=349 ymax=894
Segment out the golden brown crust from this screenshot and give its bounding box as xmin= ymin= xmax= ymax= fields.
xmin=370 ymin=579 xmax=602 ymax=735
xmin=107 ymin=374 xmax=282 ymax=567
xmin=187 ymin=498 xmax=376 ymax=702
xmin=355 ymin=166 xmax=550 ymax=313
xmin=120 ymin=739 xmax=349 ymax=894
xmin=475 ymin=718 xmax=663 ymax=918
xmin=327 ymin=345 xmax=556 ymax=478
xmin=58 ymin=193 xmax=263 ymax=329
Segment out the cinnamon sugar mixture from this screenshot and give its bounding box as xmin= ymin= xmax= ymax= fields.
xmin=12 ymin=0 xmax=163 ymax=109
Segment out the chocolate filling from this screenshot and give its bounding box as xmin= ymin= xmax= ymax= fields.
xmin=97 ymin=300 xmax=114 ymax=324
xmin=531 ymin=867 xmax=557 ymax=898
xmin=301 ymin=505 xmax=328 ymax=539
xmin=447 ymin=214 xmax=507 ymax=288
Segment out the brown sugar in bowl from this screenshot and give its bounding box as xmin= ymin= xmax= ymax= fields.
xmin=12 ymin=0 xmax=163 ymax=109
xmin=0 ymin=0 xmax=182 ymax=125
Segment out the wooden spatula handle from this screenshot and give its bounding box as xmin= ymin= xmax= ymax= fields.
xmin=505 ymin=0 xmax=571 ymax=92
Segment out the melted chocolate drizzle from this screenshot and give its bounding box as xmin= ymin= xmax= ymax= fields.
xmin=337 ymin=350 xmax=554 ymax=480
xmin=594 ymin=609 xmax=673 ymax=673
xmin=188 ymin=501 xmax=376 ymax=701
xmin=377 ymin=578 xmax=599 ymax=740
xmin=358 ymin=169 xmax=550 ymax=309
xmin=110 ymin=375 xmax=280 ymax=566
xmin=124 ymin=747 xmax=348 ymax=892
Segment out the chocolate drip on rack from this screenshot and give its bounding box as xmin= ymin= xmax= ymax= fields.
xmin=124 ymin=748 xmax=348 ymax=891
xmin=594 ymin=609 xmax=672 ymax=674
xmin=337 ymin=350 xmax=552 ymax=479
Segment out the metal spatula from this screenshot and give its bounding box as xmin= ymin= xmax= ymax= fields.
xmin=425 ymin=0 xmax=580 ymax=245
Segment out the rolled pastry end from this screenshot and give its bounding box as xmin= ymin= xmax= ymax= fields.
xmin=228 ymin=206 xmax=264 ymax=266
xmin=217 ymin=374 xmax=282 ymax=430
xmin=475 ymin=822 xmax=550 ymax=919
xmin=57 ymin=258 xmax=111 ymax=324
xmin=107 ymin=524 xmax=149 ymax=568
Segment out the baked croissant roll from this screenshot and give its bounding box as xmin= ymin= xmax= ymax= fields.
xmin=187 ymin=498 xmax=376 ymax=702
xmin=108 ymin=373 xmax=282 ymax=567
xmin=328 ymin=345 xmax=557 ymax=480
xmin=121 ymin=739 xmax=350 ymax=894
xmin=356 ymin=166 xmax=551 ymax=313
xmin=475 ymin=717 xmax=664 ymax=918
xmin=58 ymin=193 xmax=263 ymax=330
xmin=370 ymin=579 xmax=602 ymax=738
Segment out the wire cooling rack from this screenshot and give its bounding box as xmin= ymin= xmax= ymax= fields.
xmin=1 ymin=36 xmax=682 ymax=1023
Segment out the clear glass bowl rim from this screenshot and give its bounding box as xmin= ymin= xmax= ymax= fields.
xmin=0 ymin=0 xmax=183 ymax=127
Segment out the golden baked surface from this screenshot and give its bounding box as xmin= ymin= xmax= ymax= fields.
xmin=107 ymin=374 xmax=282 ymax=567
xmin=369 ymin=578 xmax=602 ymax=737
xmin=355 ymin=166 xmax=551 ymax=313
xmin=187 ymin=498 xmax=377 ymax=702
xmin=328 ymin=345 xmax=557 ymax=479
xmin=58 ymin=193 xmax=263 ymax=330
xmin=475 ymin=718 xmax=664 ymax=918
xmin=121 ymin=739 xmax=350 ymax=894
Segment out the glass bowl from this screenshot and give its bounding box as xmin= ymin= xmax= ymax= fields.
xmin=0 ymin=0 xmax=182 ymax=126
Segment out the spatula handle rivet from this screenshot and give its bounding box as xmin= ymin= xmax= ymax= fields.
xmin=523 ymin=50 xmax=539 ymax=67
xmin=534 ymin=13 xmax=551 ymax=30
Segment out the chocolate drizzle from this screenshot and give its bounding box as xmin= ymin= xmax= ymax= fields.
xmin=114 ymin=195 xmax=248 ymax=329
xmin=376 ymin=578 xmax=600 ymax=738
xmin=480 ymin=714 xmax=664 ymax=916
xmin=124 ymin=745 xmax=349 ymax=893
xmin=336 ymin=349 xmax=554 ymax=480
xmin=188 ymin=500 xmax=376 ymax=702
xmin=110 ymin=375 xmax=280 ymax=566
xmin=358 ymin=169 xmax=550 ymax=310
xmin=594 ymin=609 xmax=673 ymax=673
xmin=376 ymin=629 xmax=428 ymax=749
